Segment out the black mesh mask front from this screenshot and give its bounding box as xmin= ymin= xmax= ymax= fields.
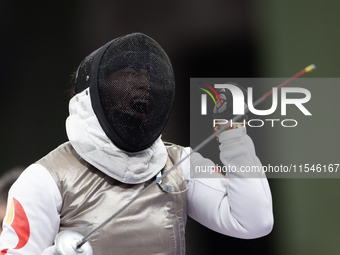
xmin=75 ymin=33 xmax=175 ymax=152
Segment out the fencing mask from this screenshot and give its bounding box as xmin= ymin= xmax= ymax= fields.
xmin=74 ymin=33 xmax=175 ymax=152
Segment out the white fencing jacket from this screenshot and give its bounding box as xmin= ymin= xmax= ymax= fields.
xmin=0 ymin=90 xmax=273 ymax=254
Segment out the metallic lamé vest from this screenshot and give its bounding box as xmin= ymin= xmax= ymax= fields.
xmin=38 ymin=142 xmax=187 ymax=255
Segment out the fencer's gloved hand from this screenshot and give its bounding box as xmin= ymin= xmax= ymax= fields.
xmin=41 ymin=231 xmax=93 ymax=255
xmin=42 ymin=245 xmax=58 ymax=255
xmin=212 ymin=83 xmax=248 ymax=122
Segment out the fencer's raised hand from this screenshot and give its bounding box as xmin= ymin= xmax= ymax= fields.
xmin=212 ymin=83 xmax=248 ymax=122
xmin=212 ymin=84 xmax=248 ymax=137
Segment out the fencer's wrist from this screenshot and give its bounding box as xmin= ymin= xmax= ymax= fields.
xmin=214 ymin=122 xmax=245 ymax=141
xmin=218 ymin=126 xmax=245 ymax=143
xmin=214 ymin=122 xmax=245 ymax=132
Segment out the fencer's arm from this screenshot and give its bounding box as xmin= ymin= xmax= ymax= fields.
xmin=0 ymin=164 xmax=62 ymax=254
xmin=184 ymin=127 xmax=273 ymax=239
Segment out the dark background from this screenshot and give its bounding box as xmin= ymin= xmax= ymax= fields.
xmin=1 ymin=0 xmax=340 ymax=254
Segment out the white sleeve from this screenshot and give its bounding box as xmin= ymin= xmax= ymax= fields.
xmin=184 ymin=127 xmax=273 ymax=239
xmin=0 ymin=164 xmax=62 ymax=254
